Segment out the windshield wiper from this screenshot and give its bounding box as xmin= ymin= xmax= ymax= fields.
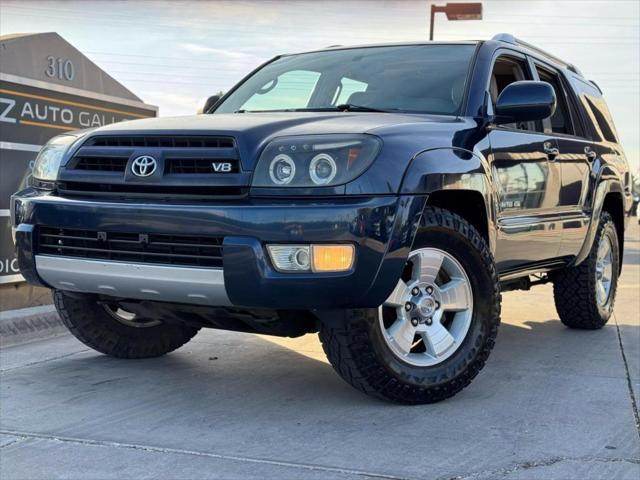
xmin=234 ymin=108 xmax=300 ymax=113
xmin=335 ymin=103 xmax=389 ymax=112
xmin=233 ymin=105 xmax=392 ymax=113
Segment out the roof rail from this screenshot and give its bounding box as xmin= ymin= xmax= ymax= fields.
xmin=491 ymin=33 xmax=583 ymax=77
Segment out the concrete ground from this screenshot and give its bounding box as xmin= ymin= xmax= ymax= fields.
xmin=1 ymin=224 xmax=639 ymax=480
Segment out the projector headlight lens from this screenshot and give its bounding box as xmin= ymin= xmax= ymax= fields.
xmin=269 ymin=154 xmax=296 ymax=185
xmin=32 ymin=135 xmax=77 ymax=182
xmin=252 ymin=134 xmax=381 ymax=188
xmin=309 ymin=153 xmax=337 ymax=185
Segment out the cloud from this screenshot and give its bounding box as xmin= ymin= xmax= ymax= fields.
xmin=180 ymin=43 xmax=256 ymax=61
xmin=141 ymin=90 xmax=202 ymax=117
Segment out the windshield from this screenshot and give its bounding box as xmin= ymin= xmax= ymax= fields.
xmin=215 ymin=44 xmax=476 ymax=115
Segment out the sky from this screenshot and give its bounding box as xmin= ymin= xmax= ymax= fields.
xmin=1 ymin=0 xmax=638 ymax=171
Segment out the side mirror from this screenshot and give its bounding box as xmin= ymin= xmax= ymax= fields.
xmin=494 ymin=81 xmax=556 ymax=125
xmin=197 ymin=95 xmax=221 ymax=114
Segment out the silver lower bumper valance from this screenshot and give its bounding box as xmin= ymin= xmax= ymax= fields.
xmin=35 ymin=255 xmax=231 ymax=306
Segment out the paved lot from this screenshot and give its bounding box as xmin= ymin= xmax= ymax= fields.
xmin=1 ymin=223 xmax=639 ymax=480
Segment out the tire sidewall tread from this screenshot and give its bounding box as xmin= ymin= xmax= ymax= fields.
xmin=54 ymin=291 xmax=200 ymax=358
xmin=553 ymin=211 xmax=620 ymax=330
xmin=319 ymin=206 xmax=501 ymax=404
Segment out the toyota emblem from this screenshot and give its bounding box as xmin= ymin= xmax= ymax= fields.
xmin=131 ymin=155 xmax=157 ymax=177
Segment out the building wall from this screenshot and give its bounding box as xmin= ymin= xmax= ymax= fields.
xmin=0 ymin=33 xmax=157 ymax=311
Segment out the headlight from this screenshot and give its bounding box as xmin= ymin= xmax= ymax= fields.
xmin=252 ymin=134 xmax=382 ymax=188
xmin=269 ymin=154 xmax=296 ymax=185
xmin=309 ymin=153 xmax=337 ymax=185
xmin=32 ymin=135 xmax=77 ymax=181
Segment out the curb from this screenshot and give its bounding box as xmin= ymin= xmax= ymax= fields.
xmin=0 ymin=305 xmax=66 ymax=348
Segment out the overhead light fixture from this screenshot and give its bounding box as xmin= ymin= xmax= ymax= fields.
xmin=430 ymin=2 xmax=483 ymax=40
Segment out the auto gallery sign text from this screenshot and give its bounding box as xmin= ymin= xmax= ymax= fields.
xmin=0 ymin=82 xmax=152 ymax=137
xmin=1 ymin=93 xmax=130 ymax=128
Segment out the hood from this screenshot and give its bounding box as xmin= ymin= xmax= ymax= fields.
xmin=86 ymin=112 xmax=465 ymax=170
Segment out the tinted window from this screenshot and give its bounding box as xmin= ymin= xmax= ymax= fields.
xmin=585 ymin=95 xmax=619 ymax=143
xmin=489 ymin=56 xmax=541 ymax=132
xmin=569 ymin=77 xmax=619 ymax=143
xmin=216 ymin=45 xmax=476 ymax=115
xmin=535 ymin=66 xmax=574 ymax=135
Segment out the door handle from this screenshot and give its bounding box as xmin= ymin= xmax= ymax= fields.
xmin=543 ymin=142 xmax=559 ymax=160
xmin=584 ymin=146 xmax=597 ymax=161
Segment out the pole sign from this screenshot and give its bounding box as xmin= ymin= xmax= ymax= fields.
xmin=0 ymin=34 xmax=156 ymax=284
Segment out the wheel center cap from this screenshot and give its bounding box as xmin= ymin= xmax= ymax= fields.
xmin=418 ymin=296 xmax=436 ymax=317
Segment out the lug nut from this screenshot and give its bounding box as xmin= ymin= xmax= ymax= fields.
xmin=435 ymin=301 xmax=441 ymax=309
xmin=411 ymin=317 xmax=419 ymax=326
xmin=426 ymin=286 xmax=434 ymax=295
xmin=404 ymin=302 xmax=413 ymax=312
xmin=425 ymin=317 xmax=433 ymax=326
xmin=411 ymin=287 xmax=420 ymax=296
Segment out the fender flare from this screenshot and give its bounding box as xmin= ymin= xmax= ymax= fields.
xmin=399 ymin=147 xmax=496 ymax=252
xmin=574 ymin=177 xmax=625 ymax=267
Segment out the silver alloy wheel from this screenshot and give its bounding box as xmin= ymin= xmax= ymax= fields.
xmin=103 ymin=304 xmax=161 ymax=328
xmin=595 ymin=234 xmax=614 ymax=306
xmin=379 ymin=247 xmax=473 ymax=367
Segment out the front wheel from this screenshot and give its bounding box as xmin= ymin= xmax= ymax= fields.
xmin=319 ymin=207 xmax=501 ymax=404
xmin=54 ymin=291 xmax=200 ymax=358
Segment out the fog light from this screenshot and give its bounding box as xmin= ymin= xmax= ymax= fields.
xmin=267 ymin=244 xmax=355 ymax=273
xmin=267 ymin=245 xmax=311 ymax=272
xmin=311 ymin=245 xmax=355 ymax=272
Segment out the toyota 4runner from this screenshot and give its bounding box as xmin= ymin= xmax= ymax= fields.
xmin=11 ymin=34 xmax=633 ymax=404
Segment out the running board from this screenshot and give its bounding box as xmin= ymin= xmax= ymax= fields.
xmin=498 ymin=259 xmax=569 ymax=282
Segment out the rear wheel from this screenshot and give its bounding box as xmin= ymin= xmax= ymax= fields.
xmin=319 ymin=207 xmax=501 ymax=404
xmin=54 ymin=291 xmax=200 ymax=358
xmin=553 ymin=211 xmax=620 ymax=329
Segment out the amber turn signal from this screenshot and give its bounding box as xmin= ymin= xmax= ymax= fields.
xmin=311 ymin=245 xmax=355 ymax=272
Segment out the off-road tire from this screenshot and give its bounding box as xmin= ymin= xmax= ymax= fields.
xmin=319 ymin=207 xmax=501 ymax=404
xmin=54 ymin=290 xmax=200 ymax=358
xmin=553 ymin=212 xmax=620 ymax=329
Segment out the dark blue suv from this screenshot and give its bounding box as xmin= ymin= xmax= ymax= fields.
xmin=11 ymin=35 xmax=632 ymax=403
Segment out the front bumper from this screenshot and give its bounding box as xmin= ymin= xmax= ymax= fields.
xmin=12 ymin=190 xmax=426 ymax=309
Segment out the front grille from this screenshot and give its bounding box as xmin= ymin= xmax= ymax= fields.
xmin=84 ymin=136 xmax=235 ymax=148
xmin=38 ymin=227 xmax=224 ymax=268
xmin=74 ymin=156 xmax=128 ymax=172
xmin=165 ymin=158 xmax=239 ymax=174
xmin=61 ymin=135 xmax=246 ymax=198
